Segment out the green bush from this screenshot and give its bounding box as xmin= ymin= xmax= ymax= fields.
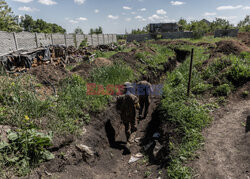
xmin=239 ymin=52 xmax=250 ymax=60
xmin=214 ymin=84 xmax=232 ymax=96
xmin=192 ymin=31 xmax=204 ymax=39
xmin=79 ymin=39 xmax=88 ymax=48
xmin=226 ymin=58 xmax=250 ymax=86
xmin=192 ymin=83 xmax=212 ymax=94
xmin=135 ymin=52 xmax=146 ymax=61
xmin=0 ymin=120 xmax=53 ymax=176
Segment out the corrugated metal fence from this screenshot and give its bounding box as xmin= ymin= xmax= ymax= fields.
xmin=0 ymin=31 xmax=117 ymax=55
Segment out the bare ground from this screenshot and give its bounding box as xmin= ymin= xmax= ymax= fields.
xmin=190 ymin=92 xmax=250 ymax=179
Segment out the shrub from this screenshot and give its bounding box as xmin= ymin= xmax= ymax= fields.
xmin=192 ymin=83 xmax=212 ymax=94
xmin=0 ymin=117 xmax=53 ymax=176
xmin=239 ymin=52 xmax=250 ymax=60
xmin=79 ymin=39 xmax=88 ymax=48
xmin=192 ymin=31 xmax=204 ymax=39
xmin=226 ymin=59 xmax=250 ymax=86
xmin=214 ymin=84 xmax=231 ymax=96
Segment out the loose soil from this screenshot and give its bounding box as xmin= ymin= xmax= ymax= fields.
xmin=213 ymin=40 xmax=250 ymax=56
xmin=28 ymin=64 xmax=70 ymax=86
xmin=238 ymin=32 xmax=250 ymax=47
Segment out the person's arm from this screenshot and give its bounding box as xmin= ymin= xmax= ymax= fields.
xmin=134 ymin=96 xmax=140 ymax=110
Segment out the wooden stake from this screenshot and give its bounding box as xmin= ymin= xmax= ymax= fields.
xmin=187 ymin=48 xmax=194 ymax=97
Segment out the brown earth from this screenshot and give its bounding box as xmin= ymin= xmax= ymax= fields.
xmin=94 ymin=57 xmax=113 ymax=67
xmin=238 ymin=32 xmax=250 ymax=47
xmin=190 ymin=83 xmax=250 ymax=179
xmin=213 ymin=40 xmax=250 ymax=56
xmin=24 ymin=96 xmax=165 ymax=179
xmin=28 ymin=64 xmax=70 ymax=86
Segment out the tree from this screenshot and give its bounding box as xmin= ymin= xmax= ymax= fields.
xmin=19 ymin=15 xmax=66 ymax=33
xmin=89 ymin=26 xmax=103 ymax=35
xmin=210 ymin=18 xmax=234 ymax=31
xmin=178 ymin=18 xmax=187 ymax=31
xmin=0 ymin=0 xmax=21 ymax=32
xmin=20 ymin=14 xmax=34 ymax=31
xmin=74 ymin=27 xmax=83 ymax=34
xmin=238 ymin=15 xmax=250 ymax=32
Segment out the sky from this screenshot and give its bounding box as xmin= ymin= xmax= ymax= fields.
xmin=5 ymin=0 xmax=250 ymax=34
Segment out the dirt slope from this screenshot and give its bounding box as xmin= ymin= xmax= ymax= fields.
xmin=190 ymin=97 xmax=250 ymax=179
xmin=25 ymin=97 xmax=162 ymax=179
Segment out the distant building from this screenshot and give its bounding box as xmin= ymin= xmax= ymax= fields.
xmin=149 ymin=23 xmax=180 ymax=33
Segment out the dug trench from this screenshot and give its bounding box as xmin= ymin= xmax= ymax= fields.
xmin=26 ymin=48 xmax=191 ymax=179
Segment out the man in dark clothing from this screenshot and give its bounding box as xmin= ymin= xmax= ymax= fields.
xmin=137 ymin=80 xmax=153 ymax=119
xmin=116 ymin=82 xmax=140 ymax=144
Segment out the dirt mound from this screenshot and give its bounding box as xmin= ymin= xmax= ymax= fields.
xmin=94 ymin=57 xmax=113 ymax=67
xmin=195 ymin=42 xmax=215 ymax=49
xmin=29 ymin=64 xmax=70 ymax=85
xmin=214 ymin=40 xmax=250 ymax=55
xmin=110 ymin=51 xmax=139 ymax=69
xmin=238 ymin=32 xmax=250 ymax=47
xmin=71 ymin=62 xmax=93 ymax=79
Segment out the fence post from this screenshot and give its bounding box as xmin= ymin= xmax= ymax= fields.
xmin=35 ymin=33 xmax=39 ymax=48
xmin=107 ymin=34 xmax=110 ymax=44
xmin=51 ymin=34 xmax=54 ymax=45
xmin=97 ymin=34 xmax=99 ymax=45
xmin=91 ymin=34 xmax=94 ymax=46
xmin=13 ymin=32 xmax=18 ymax=50
xmin=102 ymin=34 xmax=105 ymax=44
xmin=64 ymin=33 xmax=67 ymax=47
xmin=187 ymin=48 xmax=194 ymax=97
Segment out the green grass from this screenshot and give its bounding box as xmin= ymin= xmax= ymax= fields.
xmin=95 ymin=47 xmax=133 ymax=59
xmin=0 ymin=61 xmax=135 ymax=176
xmin=180 ymin=36 xmax=235 ymax=44
xmin=159 ymin=46 xmax=250 ymax=178
xmin=90 ymin=62 xmax=135 ymax=86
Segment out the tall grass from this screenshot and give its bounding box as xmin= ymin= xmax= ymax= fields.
xmin=159 ymin=46 xmax=250 ymax=178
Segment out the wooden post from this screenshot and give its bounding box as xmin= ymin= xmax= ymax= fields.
xmin=102 ymin=34 xmax=105 ymax=44
xmin=187 ymin=48 xmax=194 ymax=97
xmin=35 ymin=32 xmax=39 ymax=48
xmin=64 ymin=33 xmax=67 ymax=47
xmin=51 ymin=34 xmax=54 ymax=45
xmin=91 ymin=34 xmax=94 ymax=46
xmin=97 ymin=34 xmax=99 ymax=45
xmin=13 ymin=32 xmax=18 ymax=50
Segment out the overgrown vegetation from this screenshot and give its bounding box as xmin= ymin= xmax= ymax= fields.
xmin=158 ymin=46 xmax=250 ymax=178
xmin=0 ymin=60 xmax=135 ymax=176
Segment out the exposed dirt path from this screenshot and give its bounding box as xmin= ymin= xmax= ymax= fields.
xmin=190 ymin=98 xmax=250 ymax=179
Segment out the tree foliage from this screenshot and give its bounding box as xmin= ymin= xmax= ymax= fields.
xmin=89 ymin=26 xmax=103 ymax=35
xmin=74 ymin=27 xmax=83 ymax=34
xmin=237 ymin=15 xmax=250 ymax=32
xmin=131 ymin=25 xmax=149 ymax=34
xmin=0 ymin=0 xmax=65 ymax=33
xmin=0 ymin=0 xmax=21 ymax=32
xmin=19 ymin=14 xmax=66 ymax=33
